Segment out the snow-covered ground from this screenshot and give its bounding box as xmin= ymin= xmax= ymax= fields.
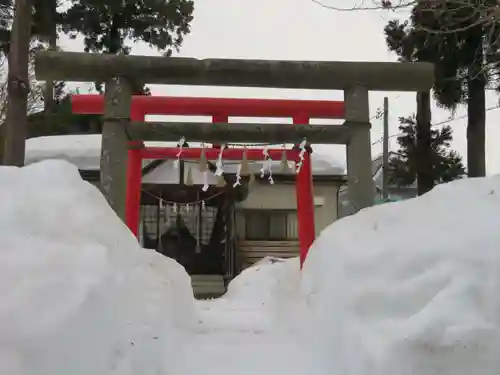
xmin=2 ymin=159 xmax=500 ymax=375
xmin=301 ymin=176 xmax=500 ymax=375
xmin=0 ymin=160 xmax=196 ymax=375
xmin=169 ymin=258 xmax=326 ymax=375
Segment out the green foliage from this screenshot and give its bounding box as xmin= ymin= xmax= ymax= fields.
xmin=0 ymin=0 xmax=60 ymax=55
xmin=384 ymin=18 xmax=467 ymax=110
xmin=0 ymin=0 xmax=195 ymax=56
xmin=0 ymin=0 xmax=194 ymax=146
xmin=61 ymin=0 xmax=194 ymax=55
xmin=0 ymin=0 xmax=194 ymax=93
xmin=384 ymin=1 xmax=493 ymax=177
xmin=27 ymin=93 xmax=103 ymax=137
xmin=60 ymin=0 xmax=194 ymax=93
xmin=389 ymin=115 xmax=466 ymax=187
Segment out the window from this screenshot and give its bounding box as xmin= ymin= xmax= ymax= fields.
xmin=245 ymin=210 xmax=298 ymax=240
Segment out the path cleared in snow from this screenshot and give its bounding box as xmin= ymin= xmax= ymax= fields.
xmin=169 ymin=296 xmax=326 ymax=375
xmin=4 ymin=159 xmax=500 ymax=375
xmin=170 ymin=258 xmax=326 ymax=375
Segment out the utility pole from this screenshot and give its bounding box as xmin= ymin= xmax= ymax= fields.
xmin=382 ymin=97 xmax=389 ymax=200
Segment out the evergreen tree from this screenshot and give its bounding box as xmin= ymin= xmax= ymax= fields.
xmin=61 ymin=0 xmax=194 ymax=94
xmin=385 ymin=0 xmax=498 ymax=177
xmin=389 ymin=115 xmax=466 ymax=188
xmin=0 ymin=0 xmax=195 ymax=98
xmin=384 ymin=14 xmax=439 ymax=194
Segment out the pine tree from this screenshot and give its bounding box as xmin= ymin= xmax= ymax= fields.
xmin=384 ymin=17 xmax=437 ymax=194
xmin=385 ymin=0 xmax=499 ymax=178
xmin=389 ymin=115 xmax=466 ymax=188
xmin=0 ymin=0 xmax=195 ymax=163
xmin=61 ymin=0 xmax=194 ymax=94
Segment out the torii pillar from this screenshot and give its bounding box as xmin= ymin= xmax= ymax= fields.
xmin=344 ymin=83 xmax=374 ymax=211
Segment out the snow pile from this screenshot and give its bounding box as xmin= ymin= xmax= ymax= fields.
xmin=224 ymin=257 xmax=300 ymax=327
xmin=0 ymin=160 xmax=196 ymax=375
xmin=225 ymin=257 xmax=299 ymax=305
xmin=301 ymin=176 xmax=500 ymax=375
xmin=192 ymin=258 xmax=300 ymax=334
xmin=6 ymin=157 xmax=500 ymax=375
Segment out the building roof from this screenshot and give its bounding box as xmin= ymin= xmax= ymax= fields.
xmin=25 ymin=134 xmax=345 ymax=185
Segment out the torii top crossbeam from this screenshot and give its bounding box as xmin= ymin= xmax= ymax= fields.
xmin=35 ymin=51 xmax=433 ymax=92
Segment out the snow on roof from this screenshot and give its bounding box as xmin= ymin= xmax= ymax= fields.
xmin=25 ymin=134 xmax=103 ymax=171
xmin=25 ymin=134 xmax=345 ymax=185
xmin=24 ymin=134 xmax=180 ymax=171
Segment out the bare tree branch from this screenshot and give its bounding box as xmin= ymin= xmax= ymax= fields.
xmin=0 ymin=47 xmax=44 ymax=126
xmin=312 ymin=0 xmax=500 ymax=35
xmin=311 ymin=0 xmax=415 ymax=12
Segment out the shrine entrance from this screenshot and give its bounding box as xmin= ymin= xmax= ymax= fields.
xmin=72 ymin=95 xmax=346 ymax=269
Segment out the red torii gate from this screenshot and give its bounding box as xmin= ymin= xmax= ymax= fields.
xmin=71 ymin=95 xmax=345 ymax=266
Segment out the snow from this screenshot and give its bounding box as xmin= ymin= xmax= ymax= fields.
xmin=24 ymin=134 xmax=179 ymax=171
xmin=169 ymin=257 xmax=325 ymax=375
xmin=3 ymin=158 xmax=500 ymax=375
xmin=0 ymin=160 xmax=196 ymax=374
xmin=25 ymin=134 xmax=345 ymax=183
xmin=223 ymin=257 xmax=300 ymax=321
xmin=301 ymin=175 xmax=500 ymax=375
xmin=25 ymin=134 xmax=103 ymax=170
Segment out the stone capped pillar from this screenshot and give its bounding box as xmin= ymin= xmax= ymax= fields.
xmin=344 ymin=83 xmax=375 ymax=211
xmin=101 ymin=76 xmax=132 ymax=220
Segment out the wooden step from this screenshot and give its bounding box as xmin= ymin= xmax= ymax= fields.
xmin=191 ymin=274 xmax=226 ymax=299
xmin=238 ymin=240 xmax=299 ymax=269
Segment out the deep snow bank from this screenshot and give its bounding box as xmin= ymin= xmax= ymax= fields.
xmin=225 ymin=257 xmax=299 ymax=306
xmin=0 ymin=160 xmax=195 ymax=375
xmin=301 ymin=176 xmax=500 ymax=375
xmin=207 ymin=257 xmax=301 ymax=331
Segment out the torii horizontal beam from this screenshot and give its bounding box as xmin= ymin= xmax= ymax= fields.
xmin=72 ymin=94 xmax=346 ymax=119
xmin=35 ymin=51 xmax=434 ymax=91
xmin=124 ymin=121 xmax=351 ymax=144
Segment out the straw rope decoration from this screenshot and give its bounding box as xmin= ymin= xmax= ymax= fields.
xmin=168 ymin=137 xmax=308 ymax=192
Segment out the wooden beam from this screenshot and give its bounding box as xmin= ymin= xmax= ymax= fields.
xmin=125 ymin=121 xmax=351 ymax=144
xmin=35 ymin=51 xmax=434 ymax=92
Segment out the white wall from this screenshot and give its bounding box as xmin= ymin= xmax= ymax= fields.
xmin=236 ymin=181 xmax=340 ymax=237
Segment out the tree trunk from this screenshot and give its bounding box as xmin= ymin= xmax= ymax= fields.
xmin=0 ymin=125 xmax=4 ymax=163
xmin=3 ymin=0 xmax=32 ymax=166
xmin=415 ymin=91 xmax=434 ymax=195
xmin=43 ymin=0 xmax=57 ymax=115
xmin=466 ymin=62 xmax=486 ymax=177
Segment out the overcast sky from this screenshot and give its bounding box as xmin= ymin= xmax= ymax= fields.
xmin=59 ymin=0 xmax=500 ymax=174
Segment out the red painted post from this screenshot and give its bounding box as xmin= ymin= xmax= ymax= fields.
xmin=141 ymin=147 xmax=298 ymax=161
xmin=125 ymin=109 xmax=144 ymax=237
xmin=294 ymin=116 xmax=315 ymax=268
